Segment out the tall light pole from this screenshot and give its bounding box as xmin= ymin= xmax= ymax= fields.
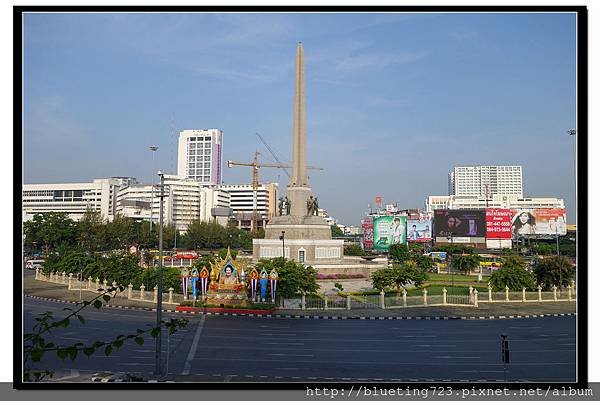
xmin=155 ymin=170 xmax=165 ymax=377
xmin=149 ymin=146 xmax=159 ymax=233
xmin=567 ymin=129 xmax=576 ymax=291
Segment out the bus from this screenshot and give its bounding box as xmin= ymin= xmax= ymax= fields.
xmin=25 ymin=259 xmax=44 ymax=270
xmin=478 ymin=254 xmax=503 ymax=272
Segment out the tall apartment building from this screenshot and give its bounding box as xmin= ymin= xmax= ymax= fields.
xmin=220 ymin=183 xmax=278 ymax=231
xmin=23 ymin=178 xmax=133 ymax=222
xmin=448 ymin=166 xmax=523 ymax=198
xmin=177 ymin=129 xmax=223 ymax=186
xmin=115 ymin=175 xmax=231 ymax=232
xmin=424 ymin=194 xmax=565 ymax=213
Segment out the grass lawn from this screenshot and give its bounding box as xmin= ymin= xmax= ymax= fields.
xmin=427 ymin=273 xmax=489 ymax=283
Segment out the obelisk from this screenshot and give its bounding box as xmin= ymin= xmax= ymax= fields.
xmin=287 ymin=42 xmax=312 ymax=217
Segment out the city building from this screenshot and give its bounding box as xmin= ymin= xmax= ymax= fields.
xmin=177 ymin=129 xmax=223 ymax=186
xmin=115 ymin=175 xmax=231 ymax=232
xmin=220 ymin=183 xmax=278 ymax=230
xmin=424 ymin=194 xmax=564 ymax=212
xmin=23 ymin=178 xmax=132 ymax=222
xmin=448 ymin=166 xmax=523 ymax=198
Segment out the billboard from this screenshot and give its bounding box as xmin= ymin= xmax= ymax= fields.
xmin=407 ymin=214 xmax=433 ymax=242
xmin=373 ymin=215 xmax=407 ymax=251
xmin=434 ymin=210 xmax=486 ymax=238
xmin=486 ymin=208 xmax=512 ymax=239
xmin=511 ymin=208 xmax=567 ymax=236
xmin=361 ymin=217 xmax=374 ymax=250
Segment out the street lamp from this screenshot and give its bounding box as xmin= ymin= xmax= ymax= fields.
xmin=279 ymin=231 xmax=285 ymax=260
xmin=149 ymin=146 xmax=159 ymax=233
xmin=155 ymin=170 xmax=165 ymax=377
xmin=447 ymin=232 xmax=454 ymax=295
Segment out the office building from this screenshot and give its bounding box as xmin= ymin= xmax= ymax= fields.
xmin=177 ymin=129 xmax=223 ymax=186
xmin=115 ymin=175 xmax=231 ymax=232
xmin=220 ymin=183 xmax=278 ymax=231
xmin=448 ymin=166 xmax=523 ymax=198
xmin=424 ymin=194 xmax=565 ymax=213
xmin=23 ymin=178 xmax=132 ymax=222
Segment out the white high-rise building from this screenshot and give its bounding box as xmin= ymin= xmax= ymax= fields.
xmin=115 ymin=175 xmax=230 ymax=232
xmin=23 ymin=178 xmax=132 ymax=222
xmin=448 ymin=166 xmax=523 ymax=198
xmin=424 ymin=194 xmax=564 ymax=213
xmin=177 ymin=129 xmax=223 ymax=186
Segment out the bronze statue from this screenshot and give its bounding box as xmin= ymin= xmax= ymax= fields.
xmin=284 ymin=196 xmax=291 ymax=215
xmin=278 ymin=197 xmax=284 ymax=216
xmin=307 ymin=196 xmax=319 ymax=216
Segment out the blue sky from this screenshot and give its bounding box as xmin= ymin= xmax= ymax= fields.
xmin=23 ymin=12 xmax=577 ymax=225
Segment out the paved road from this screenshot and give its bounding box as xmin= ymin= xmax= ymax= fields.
xmin=23 ymin=297 xmax=576 ymax=382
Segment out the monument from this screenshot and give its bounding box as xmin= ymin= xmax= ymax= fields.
xmin=253 ymin=43 xmax=345 ymax=265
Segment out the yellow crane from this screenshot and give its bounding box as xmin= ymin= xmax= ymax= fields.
xmin=227 ymin=149 xmax=323 ymax=232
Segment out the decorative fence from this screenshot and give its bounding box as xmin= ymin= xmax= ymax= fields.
xmin=35 ymin=268 xmax=577 ymax=311
xmin=34 ymin=268 xmax=184 ymax=305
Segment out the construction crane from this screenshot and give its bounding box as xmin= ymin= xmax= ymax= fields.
xmin=227 ymin=148 xmax=323 ymax=233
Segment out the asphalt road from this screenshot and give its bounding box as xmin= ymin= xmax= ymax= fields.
xmin=22 ymin=297 xmax=576 ymax=382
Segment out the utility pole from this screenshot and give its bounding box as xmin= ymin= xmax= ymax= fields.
xmin=155 ymin=170 xmax=165 ymax=377
xmin=149 ymin=145 xmax=159 ymax=233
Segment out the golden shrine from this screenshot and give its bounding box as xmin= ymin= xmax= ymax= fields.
xmin=206 ymin=248 xmax=250 ymax=306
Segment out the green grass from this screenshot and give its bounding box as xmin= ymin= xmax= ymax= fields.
xmin=427 ymin=273 xmax=489 ymax=283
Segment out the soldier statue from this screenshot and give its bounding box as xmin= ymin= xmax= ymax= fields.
xmin=278 ymin=197 xmax=284 ymax=216
xmin=307 ymin=196 xmax=319 ymax=216
xmin=284 ymin=196 xmax=291 ymax=215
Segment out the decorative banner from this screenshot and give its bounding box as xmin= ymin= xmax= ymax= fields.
xmin=486 ymin=208 xmax=512 ymax=239
xmin=259 ymin=268 xmax=268 ymax=302
xmin=181 ymin=267 xmax=190 ymax=300
xmin=372 ymin=215 xmax=407 ymax=251
xmin=190 ymin=267 xmax=199 ymax=300
xmin=269 ymin=268 xmax=279 ymax=302
xmin=199 ymin=267 xmax=209 ymax=299
xmin=249 ymin=267 xmax=259 ymax=300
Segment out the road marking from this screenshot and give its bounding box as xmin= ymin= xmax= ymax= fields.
xmin=433 ymin=356 xmax=481 ymax=359
xmin=262 ymin=342 xmax=305 ymax=346
xmin=182 ymin=315 xmax=206 ymax=375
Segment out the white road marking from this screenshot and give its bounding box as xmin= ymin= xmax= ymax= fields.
xmin=182 ymin=315 xmax=206 ymax=375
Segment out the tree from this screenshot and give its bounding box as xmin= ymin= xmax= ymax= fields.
xmin=24 ymin=213 xmax=79 ymax=252
xmin=412 ymin=254 xmax=434 ymax=272
xmin=371 ymin=264 xmax=428 ymax=291
xmin=433 ymin=244 xmax=473 ymax=255
xmin=331 ymin=225 xmax=344 ymax=237
xmin=255 ymin=258 xmax=319 ymax=298
xmin=78 ymin=209 xmax=105 ymax=252
xmin=218 ymin=248 xmax=238 ymax=260
xmin=388 ymin=243 xmax=410 ymax=263
xmin=533 ymin=256 xmax=576 ymax=289
xmin=489 ymin=265 xmax=536 ymax=291
xmin=450 ymin=254 xmax=481 ymax=275
xmin=344 ymin=244 xmax=365 ymax=256
xmin=102 ymin=214 xmax=134 ymax=251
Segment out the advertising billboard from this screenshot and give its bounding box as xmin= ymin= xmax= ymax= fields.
xmin=511 ymin=208 xmax=567 ymax=236
xmin=373 ymin=216 xmax=407 ymax=251
xmin=407 ymin=214 xmax=433 ymax=242
xmin=361 ymin=217 xmax=374 ymax=250
xmin=434 ymin=210 xmax=486 ymax=238
xmin=486 ymin=208 xmax=512 ymax=239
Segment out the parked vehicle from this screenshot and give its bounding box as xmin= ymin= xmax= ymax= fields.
xmin=25 ymin=259 xmax=44 ymax=270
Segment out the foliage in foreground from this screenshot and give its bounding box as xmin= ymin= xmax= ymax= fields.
xmin=255 ymin=257 xmax=319 ymax=298
xmin=370 ymin=264 xmax=428 ymax=291
xmin=24 ymin=285 xmax=188 ymax=382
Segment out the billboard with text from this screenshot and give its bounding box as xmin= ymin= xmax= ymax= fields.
xmin=407 ymin=214 xmax=433 ymax=242
xmin=373 ymin=216 xmax=407 ymax=251
xmin=434 ymin=209 xmax=486 ymax=238
xmin=486 ymin=208 xmax=512 ymax=239
xmin=511 ymin=208 xmax=567 ymax=236
xmin=361 ymin=217 xmax=374 ymax=250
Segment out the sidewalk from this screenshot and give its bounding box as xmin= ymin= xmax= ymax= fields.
xmin=25 ymin=276 xmax=576 ymax=319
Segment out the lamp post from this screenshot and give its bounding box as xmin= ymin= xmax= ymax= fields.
xmin=447 ymin=232 xmax=454 ymax=295
xmin=568 ymin=128 xmax=576 ymax=283
xmin=149 ymin=145 xmax=159 ymax=233
xmin=279 ymin=231 xmax=285 ymax=260
xmin=155 ymin=170 xmax=165 ymax=377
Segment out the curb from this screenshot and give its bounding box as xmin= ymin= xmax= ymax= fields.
xmin=25 ymin=295 xmax=577 ymax=320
